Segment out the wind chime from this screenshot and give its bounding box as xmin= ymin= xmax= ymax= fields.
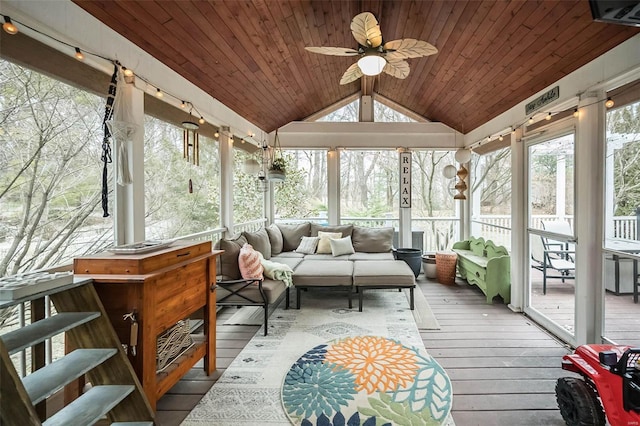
xmin=182 ymin=110 xmax=200 ymax=193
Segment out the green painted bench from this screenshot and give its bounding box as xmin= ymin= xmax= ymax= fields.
xmin=452 ymin=236 xmax=511 ymax=304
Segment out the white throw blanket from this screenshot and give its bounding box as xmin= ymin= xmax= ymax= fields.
xmin=260 ymin=258 xmax=294 ymax=288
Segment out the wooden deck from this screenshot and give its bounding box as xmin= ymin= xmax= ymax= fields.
xmin=155 ymin=276 xmax=582 ymax=426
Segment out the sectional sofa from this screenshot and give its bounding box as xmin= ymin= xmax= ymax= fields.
xmin=214 ymin=222 xmax=416 ymax=333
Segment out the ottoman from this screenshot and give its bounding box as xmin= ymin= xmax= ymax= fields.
xmin=352 ymin=260 xmax=416 ymax=311
xmin=292 ymin=260 xmax=354 ymax=309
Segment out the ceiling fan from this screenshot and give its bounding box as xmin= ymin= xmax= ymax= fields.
xmin=305 ymin=12 xmax=438 ymax=85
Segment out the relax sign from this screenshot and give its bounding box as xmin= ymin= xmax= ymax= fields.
xmin=400 ymin=152 xmax=411 ymax=208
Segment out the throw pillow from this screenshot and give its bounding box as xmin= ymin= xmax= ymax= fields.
xmin=310 ymin=223 xmax=354 ymax=238
xmin=296 ymin=236 xmax=319 ymax=254
xmin=316 ymin=231 xmax=342 ymax=254
xmin=238 ymin=243 xmax=264 ymax=280
xmin=277 ymin=222 xmax=311 ymax=252
xmin=214 ymin=234 xmax=247 ymax=280
xmin=352 ymin=226 xmax=394 ymax=253
xmin=243 ymin=228 xmax=272 ymax=259
xmin=330 ymin=235 xmax=355 ymax=257
xmin=266 ymin=224 xmax=283 ymax=255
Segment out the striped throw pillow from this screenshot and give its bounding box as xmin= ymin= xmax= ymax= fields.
xmin=238 ymin=243 xmax=264 ymax=280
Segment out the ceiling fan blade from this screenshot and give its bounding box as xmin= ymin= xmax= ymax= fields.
xmin=383 ymin=59 xmax=410 ymax=79
xmin=351 ymin=12 xmax=383 ymax=48
xmin=340 ymin=62 xmax=364 ymax=85
xmin=305 ymin=46 xmax=360 ymax=56
xmin=383 ymin=39 xmax=438 ymax=61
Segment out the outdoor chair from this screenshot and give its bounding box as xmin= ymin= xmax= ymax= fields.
xmin=214 ymin=277 xmax=289 ymax=336
xmin=531 ymin=225 xmax=575 ymax=295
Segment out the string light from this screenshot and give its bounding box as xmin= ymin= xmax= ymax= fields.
xmin=545 ymin=112 xmax=552 ymax=120
xmin=214 ymin=131 xmax=220 ymax=138
xmin=0 ymin=13 xmax=217 ymax=134
xmin=3 ymin=16 xmax=18 ymax=35
xmin=122 ymin=67 xmax=134 ymax=77
xmin=528 ymin=117 xmax=534 ymax=124
xmin=499 ymin=135 xmax=504 ymax=141
xmin=605 ymin=97 xmax=614 ymax=108
xmin=573 ymin=108 xmax=579 ymax=118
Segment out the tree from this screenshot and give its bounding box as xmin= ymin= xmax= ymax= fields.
xmin=0 ymin=60 xmax=112 ymax=276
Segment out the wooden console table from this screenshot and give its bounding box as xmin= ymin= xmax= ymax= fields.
xmin=74 ymin=240 xmax=221 ymax=410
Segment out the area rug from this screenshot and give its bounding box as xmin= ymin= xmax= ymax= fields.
xmin=223 ymin=286 xmax=440 ymax=330
xmin=182 ymin=290 xmax=453 ymax=426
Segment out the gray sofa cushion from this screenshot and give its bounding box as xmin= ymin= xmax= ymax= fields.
xmin=277 ymin=222 xmax=311 ymax=252
xmin=348 ymin=252 xmax=395 ymax=261
xmin=352 ymin=226 xmax=394 ymax=253
xmin=304 ymin=253 xmax=351 ymax=261
xmin=266 ymin=224 xmax=283 ymax=255
xmin=293 ymin=260 xmax=353 ymax=287
xmin=269 ymin=256 xmax=304 ymax=270
xmin=310 ymin=223 xmax=354 ymax=238
xmin=214 ymin=234 xmax=247 ymax=280
xmin=352 ymin=260 xmax=415 ymax=287
xmin=243 ymin=228 xmax=271 ymax=259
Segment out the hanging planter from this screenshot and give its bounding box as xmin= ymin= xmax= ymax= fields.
xmin=267 ymin=129 xmax=286 ymax=182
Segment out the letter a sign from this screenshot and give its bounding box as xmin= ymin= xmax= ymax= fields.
xmin=400 ymin=152 xmax=411 ymax=208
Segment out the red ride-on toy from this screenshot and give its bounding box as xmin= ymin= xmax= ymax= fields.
xmin=556 ymin=345 xmax=640 ymax=426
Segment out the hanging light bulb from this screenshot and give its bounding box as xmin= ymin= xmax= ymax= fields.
xmin=573 ymin=108 xmax=579 ymax=118
xmin=180 ymin=101 xmax=186 ymax=109
xmin=545 ymin=112 xmax=552 ymax=120
xmin=3 ymin=16 xmax=18 ymax=35
xmin=214 ymin=131 xmax=220 ymax=138
xmin=499 ymin=135 xmax=504 ymax=141
xmin=155 ymin=88 xmax=163 ymax=98
xmin=528 ymin=117 xmax=534 ymax=124
xmin=605 ymin=97 xmax=614 ymax=108
xmin=198 ymin=116 xmax=205 ymax=125
xmin=122 ymin=67 xmax=134 ymax=77
xmin=74 ymin=48 xmax=85 ymax=61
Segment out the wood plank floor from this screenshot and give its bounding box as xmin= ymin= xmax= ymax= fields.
xmin=155 ymin=276 xmax=579 ymax=426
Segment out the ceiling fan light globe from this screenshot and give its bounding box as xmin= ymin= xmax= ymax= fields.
xmin=357 ymin=54 xmax=386 ymax=76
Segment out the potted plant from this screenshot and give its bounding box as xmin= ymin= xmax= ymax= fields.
xmin=268 ymin=157 xmax=286 ymax=182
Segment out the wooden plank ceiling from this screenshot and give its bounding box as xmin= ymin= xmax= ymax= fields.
xmin=72 ymin=0 xmax=639 ymax=134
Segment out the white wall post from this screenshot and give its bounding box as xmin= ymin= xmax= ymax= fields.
xmin=574 ymin=92 xmax=605 ymax=345
xmin=220 ymin=127 xmax=234 ymax=236
xmin=328 ymin=149 xmax=340 ymax=225
xmin=511 ymin=127 xmax=525 ymax=311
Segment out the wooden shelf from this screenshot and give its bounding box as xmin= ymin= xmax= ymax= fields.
xmin=73 ymin=240 xmax=221 ymax=410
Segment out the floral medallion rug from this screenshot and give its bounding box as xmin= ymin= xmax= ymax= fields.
xmin=181 ymin=290 xmax=454 ymax=426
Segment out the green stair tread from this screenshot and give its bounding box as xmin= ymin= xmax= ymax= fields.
xmin=23 ymin=348 xmax=117 ymax=404
xmin=43 ymin=385 xmax=134 ymax=426
xmin=1 ymin=312 xmax=100 ymax=355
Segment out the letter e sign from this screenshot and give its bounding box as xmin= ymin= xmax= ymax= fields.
xmin=399 ymin=152 xmax=411 ymax=208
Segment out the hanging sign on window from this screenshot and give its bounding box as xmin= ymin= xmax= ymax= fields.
xmin=400 ymin=151 xmax=411 ymax=208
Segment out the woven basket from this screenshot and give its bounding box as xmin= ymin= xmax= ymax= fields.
xmin=436 ymin=251 xmax=458 ymax=285
xmin=156 ymin=320 xmax=193 ymax=371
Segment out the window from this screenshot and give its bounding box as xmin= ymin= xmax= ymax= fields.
xmin=340 ymin=150 xmax=398 ymax=226
xmin=316 ymin=99 xmax=359 ymax=122
xmin=144 ymin=116 xmax=220 ymax=239
xmin=274 ymin=149 xmax=327 ymax=221
xmin=0 ymin=59 xmax=112 ymax=274
xmin=234 ymin=148 xmax=263 ymax=224
xmin=411 ymin=151 xmax=458 ymax=251
xmin=470 ymin=147 xmax=512 ymax=249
